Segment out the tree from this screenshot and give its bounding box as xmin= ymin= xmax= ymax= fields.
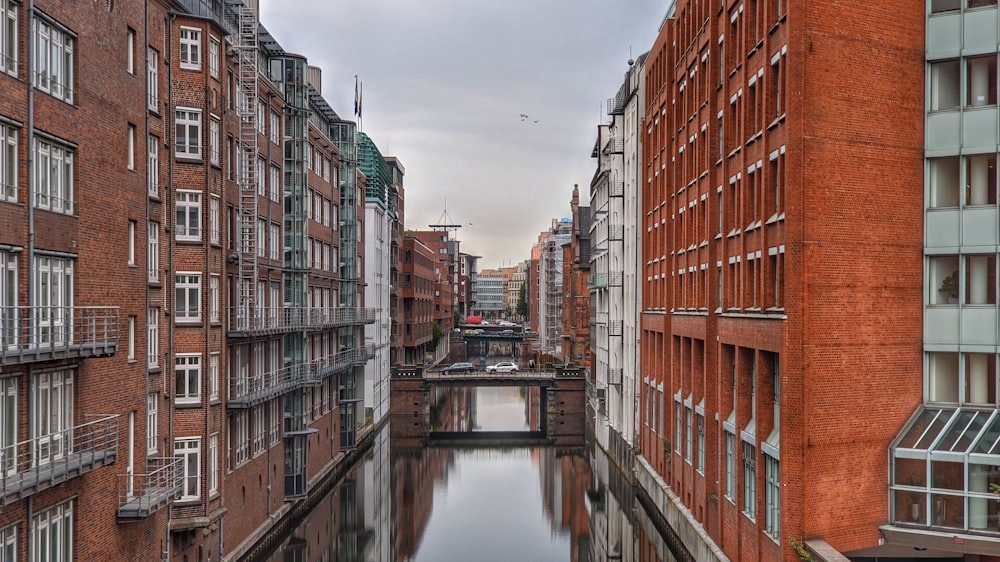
xmin=516 ymin=283 xmax=528 ymax=318
xmin=429 ymin=320 xmax=442 ymax=351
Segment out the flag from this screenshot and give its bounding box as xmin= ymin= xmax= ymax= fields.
xmin=358 ymin=82 xmax=363 ymax=119
xmin=354 ymin=74 xmax=361 ymax=115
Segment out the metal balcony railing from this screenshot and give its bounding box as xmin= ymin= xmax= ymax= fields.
xmin=228 ymin=306 xmax=378 ymax=336
xmin=608 ymin=271 xmax=623 ymax=287
xmin=608 ymin=367 xmax=623 ymax=385
xmin=603 ymin=136 xmax=624 ymax=154
xmin=228 ymin=363 xmax=307 ymax=409
xmin=1 ymin=414 xmax=119 ymax=504
xmin=117 ymin=456 xmax=183 ymax=519
xmin=588 ymin=273 xmax=608 ymax=289
xmin=305 ymin=347 xmax=370 ymax=383
xmin=608 ymin=225 xmax=625 ymax=241
xmin=609 ymin=320 xmax=623 ymax=337
xmin=0 ymin=306 xmax=119 ymax=366
xmin=608 ymin=181 xmax=624 ymax=197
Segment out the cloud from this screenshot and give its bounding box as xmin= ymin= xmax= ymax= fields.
xmin=260 ymin=0 xmax=665 ymax=269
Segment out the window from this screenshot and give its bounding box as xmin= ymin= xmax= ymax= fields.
xmin=146 ymin=393 xmax=157 ymax=453
xmin=209 ymin=274 xmax=219 ymax=322
xmin=965 ymin=254 xmax=997 ymax=304
xmin=127 ymin=315 xmax=135 ymax=360
xmin=33 ymin=256 xmax=73 ymax=347
xmin=269 ymin=164 xmax=280 ymax=202
xmin=743 ymin=440 xmax=757 ymax=519
xmin=208 ymin=434 xmax=218 ymax=495
xmin=33 ymin=369 xmax=73 ymax=466
xmin=33 ymin=137 xmax=74 ymax=214
xmin=179 ymin=27 xmax=201 ymax=70
xmin=209 ymin=37 xmax=219 ymax=78
xmin=32 ymin=499 xmax=73 ymax=561
xmin=930 ymin=60 xmax=960 ymax=111
xmin=147 ymin=221 xmax=159 ymax=282
xmin=175 ymin=354 xmax=201 ymax=403
xmin=209 ymin=352 xmax=219 ymax=401
xmin=231 ymin=411 xmax=248 ymax=466
xmin=257 ymin=218 xmax=266 ymax=258
xmin=175 ymin=272 xmax=201 ymax=322
xmin=256 ymin=99 xmax=266 ymax=135
xmin=0 ymin=1 xmax=17 ymax=76
xmin=967 ymin=55 xmax=997 ymax=107
xmin=269 ymin=110 xmax=280 ymax=144
xmin=685 ymin=407 xmax=693 ymax=463
xmin=148 ymin=135 xmax=159 ymax=197
xmin=0 ymin=523 xmax=14 ymax=562
xmin=257 ymin=156 xmax=266 ymax=196
xmin=33 ymin=16 xmax=74 ymax=103
xmin=127 ymin=220 xmax=136 ymax=265
xmin=126 ymin=27 xmax=135 ymax=74
xmin=252 ymin=404 xmax=265 ymax=457
xmin=269 ymin=399 xmax=280 ymax=445
xmin=209 ymin=195 xmax=220 ymax=245
xmin=674 ymin=400 xmax=682 ymax=455
xmin=725 ymin=430 xmax=736 ymax=501
xmin=147 ymin=48 xmax=159 ymax=111
xmin=209 ymin=118 xmax=220 ymax=165
xmin=764 ymin=454 xmax=780 ymax=537
xmin=771 ymin=51 xmax=784 ymax=118
xmin=966 ymin=154 xmax=997 ymax=206
xmin=269 ymin=223 xmax=280 ymax=261
xmin=175 ymin=190 xmax=201 ymax=241
xmin=0 ymin=122 xmax=15 ymax=203
xmin=147 ymin=307 xmax=158 ymax=367
xmin=697 ymin=413 xmax=705 ymax=473
xmin=0 ymin=377 xmax=16 ymax=477
xmin=175 ymin=108 xmax=201 ymax=158
xmin=929 ymin=255 xmax=960 ymax=305
xmin=175 ymin=438 xmax=200 ymax=500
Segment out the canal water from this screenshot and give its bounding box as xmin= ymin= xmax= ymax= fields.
xmin=254 ymin=386 xmax=681 ymax=562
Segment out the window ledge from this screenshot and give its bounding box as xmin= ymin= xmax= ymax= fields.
xmin=767 ymin=114 xmax=786 ymax=130
xmin=727 ymin=146 xmax=741 ymax=159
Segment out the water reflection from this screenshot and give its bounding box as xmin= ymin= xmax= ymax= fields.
xmin=257 ymin=387 xmax=679 ymax=562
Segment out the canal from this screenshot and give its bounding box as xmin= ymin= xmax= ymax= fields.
xmin=252 ymin=386 xmax=682 ymax=561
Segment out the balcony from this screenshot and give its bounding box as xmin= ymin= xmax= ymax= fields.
xmin=609 ymin=321 xmax=623 ymax=337
xmin=588 ymin=273 xmax=608 ymax=289
xmin=117 ymin=456 xmax=183 ymax=519
xmin=609 ymin=271 xmax=623 ymax=287
xmin=228 ymin=306 xmax=378 ymax=337
xmin=0 ymin=306 xmax=119 ymax=366
xmin=608 ymin=367 xmax=623 ymax=385
xmin=228 ymin=363 xmax=307 ymax=409
xmin=305 ymin=347 xmax=370 ymax=383
xmin=603 ymin=136 xmax=624 ymax=154
xmin=1 ymin=414 xmax=119 ymax=505
xmin=608 ymin=225 xmax=624 ymax=241
xmin=608 ymin=181 xmax=624 ymax=197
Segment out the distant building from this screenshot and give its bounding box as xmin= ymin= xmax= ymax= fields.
xmin=563 ymin=185 xmax=591 ymax=366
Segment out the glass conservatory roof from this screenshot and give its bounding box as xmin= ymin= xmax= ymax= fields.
xmin=893 ymin=407 xmax=1000 ymax=463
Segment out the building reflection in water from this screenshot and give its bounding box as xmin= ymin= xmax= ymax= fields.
xmin=258 ymin=386 xmax=680 ymax=562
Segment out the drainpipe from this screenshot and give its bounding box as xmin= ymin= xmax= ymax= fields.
xmin=165 ymin=11 xmax=177 ymax=562
xmin=25 ymin=0 xmax=35 ymax=560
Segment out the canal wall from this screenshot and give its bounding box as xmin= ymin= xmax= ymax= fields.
xmin=634 ymin=455 xmax=731 ymax=562
xmin=228 ymin=419 xmax=387 ymax=562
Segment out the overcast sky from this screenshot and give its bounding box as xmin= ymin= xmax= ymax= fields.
xmin=260 ymin=1 xmax=667 ymax=270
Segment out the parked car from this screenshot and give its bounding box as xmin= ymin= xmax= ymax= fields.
xmin=499 ymin=329 xmax=514 ymax=335
xmin=486 ymin=361 xmax=519 ymax=373
xmin=441 ymin=362 xmax=474 ymax=373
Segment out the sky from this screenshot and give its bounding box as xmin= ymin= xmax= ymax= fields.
xmin=260 ymin=0 xmax=668 ymax=270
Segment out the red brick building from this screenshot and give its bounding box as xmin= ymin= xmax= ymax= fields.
xmin=563 ymin=185 xmax=590 ymax=366
xmin=637 ymin=1 xmax=926 ymax=560
xmin=400 ymin=235 xmax=436 ymax=364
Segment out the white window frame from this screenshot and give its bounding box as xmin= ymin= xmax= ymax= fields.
xmin=743 ymin=440 xmax=757 ymax=520
xmin=256 ymin=156 xmax=266 ymax=196
xmin=209 ymin=274 xmax=219 ymax=323
xmin=209 ymin=352 xmax=219 ymax=401
xmin=126 ymin=27 xmax=135 ymax=74
xmin=175 ymin=437 xmax=200 ymax=501
xmin=127 ymin=124 xmax=135 ymax=170
xmin=0 ymin=1 xmax=17 ymax=76
xmin=32 ymin=369 xmax=73 ymax=466
xmin=32 ymin=499 xmax=73 ymax=561
xmin=725 ymin=430 xmax=736 ymax=502
xmin=208 ymin=433 xmax=218 ymax=495
xmin=147 ymin=221 xmax=159 ymax=282
xmin=269 ymin=164 xmax=280 ymax=202
xmin=33 ymin=137 xmax=74 ymax=215
xmin=209 ymin=195 xmax=220 ymax=245
xmin=178 ymin=26 xmax=201 ymax=71
xmin=209 ymin=36 xmax=219 ymax=78
xmin=269 ymin=110 xmax=280 ymax=144
xmin=257 ymin=219 xmax=266 ymax=258
xmin=146 ymin=47 xmax=159 ymax=111
xmin=147 ymin=134 xmax=159 ymax=197
xmin=764 ymin=453 xmax=780 ymax=538
xmin=127 ymin=314 xmax=135 ymax=360
xmin=175 ymin=272 xmax=201 ymax=323
xmin=146 ymin=393 xmax=157 ymax=453
xmin=147 ymin=307 xmax=159 ymax=367
xmin=209 ymin=117 xmax=220 ymax=166
xmin=252 ymin=404 xmax=265 ymax=457
xmin=33 ymin=16 xmax=74 ymax=103
xmin=127 ymin=219 xmax=136 ymax=265
xmin=0 ymin=522 xmax=15 ymax=561
xmin=33 ymin=256 xmax=73 ymax=347
xmin=268 ymin=399 xmax=280 ymax=445
xmin=0 ymin=122 xmax=16 ymax=203
xmin=269 ymin=223 xmax=280 ymax=261
xmin=174 ymin=108 xmax=201 ymax=159
xmin=175 ymin=190 xmax=201 ymax=241
xmin=174 ymin=353 xmax=201 ymax=404
xmin=0 ymin=377 xmax=16 ymax=477
xmin=232 ymin=411 xmax=249 ymax=467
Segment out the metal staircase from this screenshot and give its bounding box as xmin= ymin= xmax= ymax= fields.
xmin=233 ymin=1 xmax=258 ymax=329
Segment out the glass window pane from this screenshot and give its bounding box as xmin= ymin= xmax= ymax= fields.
xmin=968 ymin=55 xmax=998 ymax=107
xmin=931 ymin=60 xmax=961 ymax=110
